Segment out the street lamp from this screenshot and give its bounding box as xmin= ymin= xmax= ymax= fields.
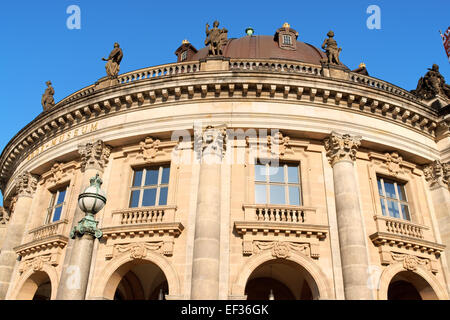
xmin=70 ymin=173 xmax=106 ymax=239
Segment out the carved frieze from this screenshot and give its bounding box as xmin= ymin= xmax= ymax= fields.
xmin=107 ymin=241 xmax=173 ymax=259
xmin=78 ymin=140 xmax=112 ymax=172
xmin=15 ymin=172 xmax=39 ymax=198
xmin=390 ymin=252 xmax=437 ymax=274
xmin=18 ymin=253 xmax=60 ymax=274
xmin=324 ymin=131 xmax=361 ymax=166
xmin=423 ymin=160 xmax=450 ymax=188
xmin=244 ymin=240 xmax=318 ymax=259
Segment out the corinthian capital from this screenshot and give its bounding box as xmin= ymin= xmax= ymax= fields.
xmin=78 ymin=140 xmax=112 ymax=172
xmin=423 ymin=160 xmax=450 ymax=188
xmin=324 ymin=132 xmax=361 ymax=166
xmin=15 ymin=172 xmax=39 ymax=198
xmin=194 ymin=125 xmax=227 ymax=161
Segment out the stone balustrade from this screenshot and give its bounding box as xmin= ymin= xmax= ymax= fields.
xmin=118 ymin=61 xmax=201 ymax=84
xmin=349 ymin=73 xmax=418 ymax=101
xmin=243 ymin=204 xmax=317 ymax=224
xmin=28 ymin=219 xmax=68 ymax=242
xmin=111 ymin=205 xmax=177 ymax=225
xmin=229 ymin=59 xmax=322 ymax=76
xmin=373 ymin=215 xmax=429 ymax=240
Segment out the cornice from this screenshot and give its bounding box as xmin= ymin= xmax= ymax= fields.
xmin=0 ymin=59 xmax=442 ymax=190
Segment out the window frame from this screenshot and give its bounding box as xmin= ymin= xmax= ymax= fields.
xmin=254 ymin=161 xmax=302 ymax=206
xmin=377 ymin=176 xmax=411 ymax=221
xmin=282 ymin=34 xmax=292 ymax=45
xmin=129 ymin=164 xmax=170 ymax=208
xmin=45 ymin=186 xmax=68 ymax=224
xmin=181 ymin=51 xmax=188 ymax=61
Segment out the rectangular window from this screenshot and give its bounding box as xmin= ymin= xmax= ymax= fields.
xmin=255 ymin=161 xmax=302 ymax=206
xmin=129 ymin=165 xmax=170 ymax=208
xmin=181 ymin=51 xmax=188 ymax=61
xmin=282 ymin=35 xmax=292 ymax=45
xmin=46 ymin=187 xmax=67 ymax=224
xmin=377 ymin=176 xmax=410 ymax=220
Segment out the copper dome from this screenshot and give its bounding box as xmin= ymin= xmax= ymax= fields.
xmin=189 ymin=35 xmax=328 ymax=65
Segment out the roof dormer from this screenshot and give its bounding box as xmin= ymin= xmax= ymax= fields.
xmin=174 ymin=40 xmax=198 ymax=62
xmin=274 ymin=22 xmax=299 ymax=51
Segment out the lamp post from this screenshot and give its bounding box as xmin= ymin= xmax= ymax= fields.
xmin=58 ymin=173 xmax=106 ymax=300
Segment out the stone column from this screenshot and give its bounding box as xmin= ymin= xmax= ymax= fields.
xmin=190 ymin=126 xmax=226 ymax=300
xmin=324 ymin=132 xmax=372 ymax=300
xmin=56 ymin=140 xmax=111 ymax=300
xmin=423 ymin=161 xmax=450 ymax=269
xmin=0 ymin=172 xmax=39 ymax=299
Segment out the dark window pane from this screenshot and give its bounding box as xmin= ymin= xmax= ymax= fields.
xmin=269 ymin=166 xmax=284 ymax=183
xmin=377 ymin=179 xmax=384 ymax=196
xmin=401 ymin=205 xmax=410 ymax=221
xmin=384 ymin=181 xmax=396 ymax=199
xmin=161 ymin=167 xmax=170 ymax=184
xmin=380 ymin=199 xmax=387 ymax=216
xmin=255 ymin=165 xmax=266 ymax=182
xmin=57 ymin=190 xmax=66 ymax=204
xmin=270 ymin=185 xmax=285 ymax=205
xmin=133 ymin=170 xmax=143 ymax=187
xmin=255 ymin=184 xmax=266 ymax=204
xmin=398 ymin=185 xmax=407 ymax=201
xmin=289 ymin=187 xmax=300 ymax=205
xmin=142 ymin=188 xmax=157 ymax=206
xmin=387 ymin=200 xmax=400 ymax=218
xmin=129 ymin=190 xmax=140 ymax=208
xmin=287 ymin=165 xmax=299 ymax=183
xmin=145 ymin=169 xmax=159 ymax=186
xmin=52 ymin=206 xmax=62 ymax=222
xmin=159 ymin=187 xmax=168 ymax=205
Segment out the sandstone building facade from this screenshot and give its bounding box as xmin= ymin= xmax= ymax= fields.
xmin=0 ymin=23 xmax=449 ymax=300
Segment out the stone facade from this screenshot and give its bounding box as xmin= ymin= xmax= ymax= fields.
xmin=0 ymin=27 xmax=449 ymax=300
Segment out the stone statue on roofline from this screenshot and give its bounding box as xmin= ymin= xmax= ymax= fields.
xmin=321 ymin=30 xmax=342 ymax=65
xmin=41 ymin=81 xmax=55 ymax=111
xmin=411 ymin=64 xmax=450 ymax=100
xmin=102 ymin=42 xmax=123 ymax=79
xmin=205 ymin=21 xmax=228 ymax=56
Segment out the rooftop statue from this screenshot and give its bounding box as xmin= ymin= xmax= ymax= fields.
xmin=205 ymin=21 xmax=228 ymax=56
xmin=102 ymin=42 xmax=123 ymax=79
xmin=321 ymin=30 xmax=342 ymax=65
xmin=41 ymin=81 xmax=55 ymax=111
xmin=412 ymin=64 xmax=450 ymax=100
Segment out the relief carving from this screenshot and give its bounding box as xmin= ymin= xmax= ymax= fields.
xmin=78 ymin=140 xmax=112 ymax=172
xmin=194 ymin=125 xmax=227 ymax=160
xmin=18 ymin=254 xmax=59 ymax=274
xmin=390 ymin=252 xmax=434 ymax=273
xmin=0 ymin=206 xmax=10 ymax=225
xmin=250 ymin=241 xmax=312 ymax=259
xmin=268 ymin=131 xmax=290 ymax=156
xmin=139 ymin=137 xmax=161 ymax=162
xmin=385 ymin=152 xmax=403 ymax=176
xmin=423 ymin=160 xmax=450 ymax=188
xmin=16 ymin=172 xmax=39 ymax=198
xmin=113 ymin=241 xmax=172 ymax=259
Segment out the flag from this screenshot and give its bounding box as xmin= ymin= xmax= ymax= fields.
xmin=441 ymin=27 xmax=450 ymax=62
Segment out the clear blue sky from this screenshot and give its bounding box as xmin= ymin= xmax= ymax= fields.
xmin=0 ymin=0 xmax=449 ymax=203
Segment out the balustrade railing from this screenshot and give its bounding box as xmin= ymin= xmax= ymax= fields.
xmin=243 ymin=204 xmax=317 ymax=224
xmin=230 ymin=59 xmax=322 ymax=76
xmin=374 ymin=215 xmax=428 ymax=240
xmin=28 ymin=219 xmax=68 ymax=242
xmin=112 ymin=205 xmax=177 ymax=225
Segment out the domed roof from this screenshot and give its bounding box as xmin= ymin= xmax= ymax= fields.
xmin=189 ymin=35 xmax=328 ymax=65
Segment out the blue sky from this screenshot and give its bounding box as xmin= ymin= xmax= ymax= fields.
xmin=0 ymin=0 xmax=449 ymax=203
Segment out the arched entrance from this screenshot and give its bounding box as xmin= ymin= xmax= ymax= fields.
xmin=16 ymin=271 xmax=52 ymax=300
xmin=387 ymin=271 xmax=438 ymax=300
xmin=244 ymin=259 xmax=318 ymax=300
xmin=106 ymin=259 xmax=169 ymax=300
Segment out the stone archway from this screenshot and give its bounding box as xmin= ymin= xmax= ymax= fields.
xmin=12 ymin=266 xmax=58 ymax=300
xmin=231 ymin=251 xmax=332 ymax=300
xmin=93 ymin=251 xmax=181 ymax=300
xmin=377 ymin=263 xmax=448 ymax=300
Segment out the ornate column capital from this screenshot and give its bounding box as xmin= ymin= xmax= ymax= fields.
xmin=194 ymin=125 xmax=227 ymax=161
xmin=324 ymin=131 xmax=362 ymax=166
xmin=15 ymin=172 xmax=39 ymax=198
xmin=423 ymin=160 xmax=450 ymax=189
xmin=78 ymin=140 xmax=112 ymax=172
